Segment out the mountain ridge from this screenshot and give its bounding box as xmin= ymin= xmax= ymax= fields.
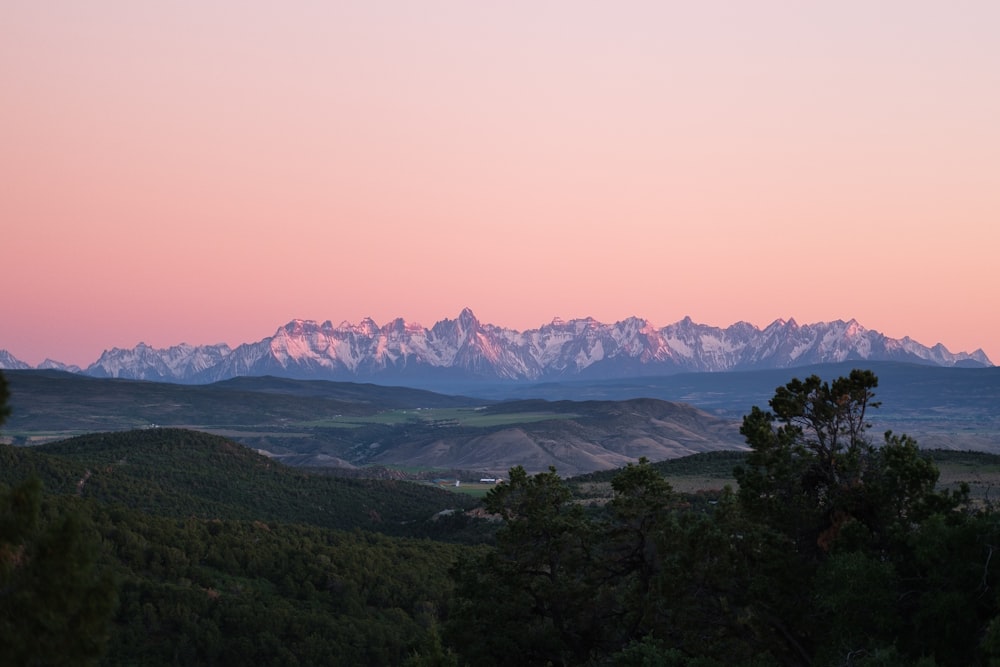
xmin=2 ymin=309 xmax=992 ymax=384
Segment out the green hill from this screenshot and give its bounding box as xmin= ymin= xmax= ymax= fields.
xmin=5 ymin=366 xmax=1000 ymax=666
xmin=0 ymin=428 xmax=488 ymax=665
xmin=1 ymin=428 xmax=476 ymax=534
xmin=3 ymin=371 xmax=747 ymax=474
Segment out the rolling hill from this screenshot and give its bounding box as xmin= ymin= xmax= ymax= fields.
xmin=3 ymin=371 xmax=746 ymax=474
xmin=0 ymin=428 xmax=477 ymax=534
xmin=5 ymin=361 xmax=998 ymax=474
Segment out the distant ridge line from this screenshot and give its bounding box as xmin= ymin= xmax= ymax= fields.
xmin=1 ymin=309 xmax=993 ymax=383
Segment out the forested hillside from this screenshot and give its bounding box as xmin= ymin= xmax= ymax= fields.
xmin=0 ymin=413 xmax=486 ymax=664
xmin=4 ymin=369 xmax=1000 ymax=665
xmin=1 ymin=428 xmax=477 ymax=535
xmin=447 ymin=371 xmax=1000 ymax=666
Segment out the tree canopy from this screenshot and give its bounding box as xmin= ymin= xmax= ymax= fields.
xmin=5 ymin=368 xmax=1000 ymax=665
xmin=451 ymin=369 xmax=1000 ymax=666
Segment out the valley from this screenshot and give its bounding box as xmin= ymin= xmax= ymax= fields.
xmin=3 ymin=364 xmax=1000 ymax=665
xmin=2 ymin=370 xmax=745 ymax=476
xmin=5 ymin=361 xmax=999 ymax=477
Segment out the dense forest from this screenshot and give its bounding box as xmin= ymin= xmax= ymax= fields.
xmin=3 ymin=369 xmax=1000 ymax=665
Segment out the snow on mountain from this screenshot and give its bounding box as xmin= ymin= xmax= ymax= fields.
xmin=37 ymin=359 xmax=82 ymax=373
xmin=6 ymin=310 xmax=991 ymax=384
xmin=86 ymin=342 xmax=233 ymax=381
xmin=0 ymin=350 xmax=31 ymax=370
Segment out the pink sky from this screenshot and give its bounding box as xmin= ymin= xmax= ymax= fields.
xmin=3 ymin=2 xmax=999 ymax=368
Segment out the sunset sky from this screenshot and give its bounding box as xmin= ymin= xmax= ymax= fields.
xmin=3 ymin=1 xmax=999 ymax=368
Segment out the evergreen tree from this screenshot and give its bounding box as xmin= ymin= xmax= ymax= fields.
xmin=0 ymin=479 xmax=118 ymax=665
xmin=449 ymin=466 xmax=598 ymax=665
xmin=0 ymin=370 xmax=118 ymax=665
xmin=733 ymin=369 xmax=989 ymax=665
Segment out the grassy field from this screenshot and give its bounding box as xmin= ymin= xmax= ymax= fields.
xmin=295 ymin=407 xmax=577 ymax=429
xmin=934 ymin=456 xmax=1000 ymax=502
xmin=562 ymin=449 xmax=1000 ymax=505
xmin=402 ymin=449 xmax=1000 ymax=505
xmin=427 ymin=481 xmax=502 ymax=498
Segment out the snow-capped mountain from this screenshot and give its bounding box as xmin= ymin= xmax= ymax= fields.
xmin=0 ymin=349 xmax=32 ymax=370
xmin=3 ymin=309 xmax=992 ymax=384
xmin=86 ymin=342 xmax=233 ymax=382
xmin=37 ymin=359 xmax=82 ymax=373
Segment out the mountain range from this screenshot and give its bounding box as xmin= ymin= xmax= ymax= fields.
xmin=1 ymin=309 xmax=992 ymax=386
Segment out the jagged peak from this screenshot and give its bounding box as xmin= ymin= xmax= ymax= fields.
xmin=279 ymin=318 xmax=321 ymax=332
xmin=544 ymin=316 xmax=599 ymax=330
xmin=328 ymin=318 xmax=378 ymax=335
xmin=762 ymin=318 xmax=794 ymax=331
xmin=385 ymin=317 xmax=407 ymax=331
xmin=0 ymin=349 xmax=31 ymax=370
xmin=567 ymin=316 xmax=600 ymax=327
xmin=843 ymin=318 xmax=866 ymax=337
xmin=728 ymin=320 xmax=759 ymax=333
xmin=357 ymin=317 xmax=379 ymax=335
xmin=40 ymin=311 xmax=994 ymax=383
